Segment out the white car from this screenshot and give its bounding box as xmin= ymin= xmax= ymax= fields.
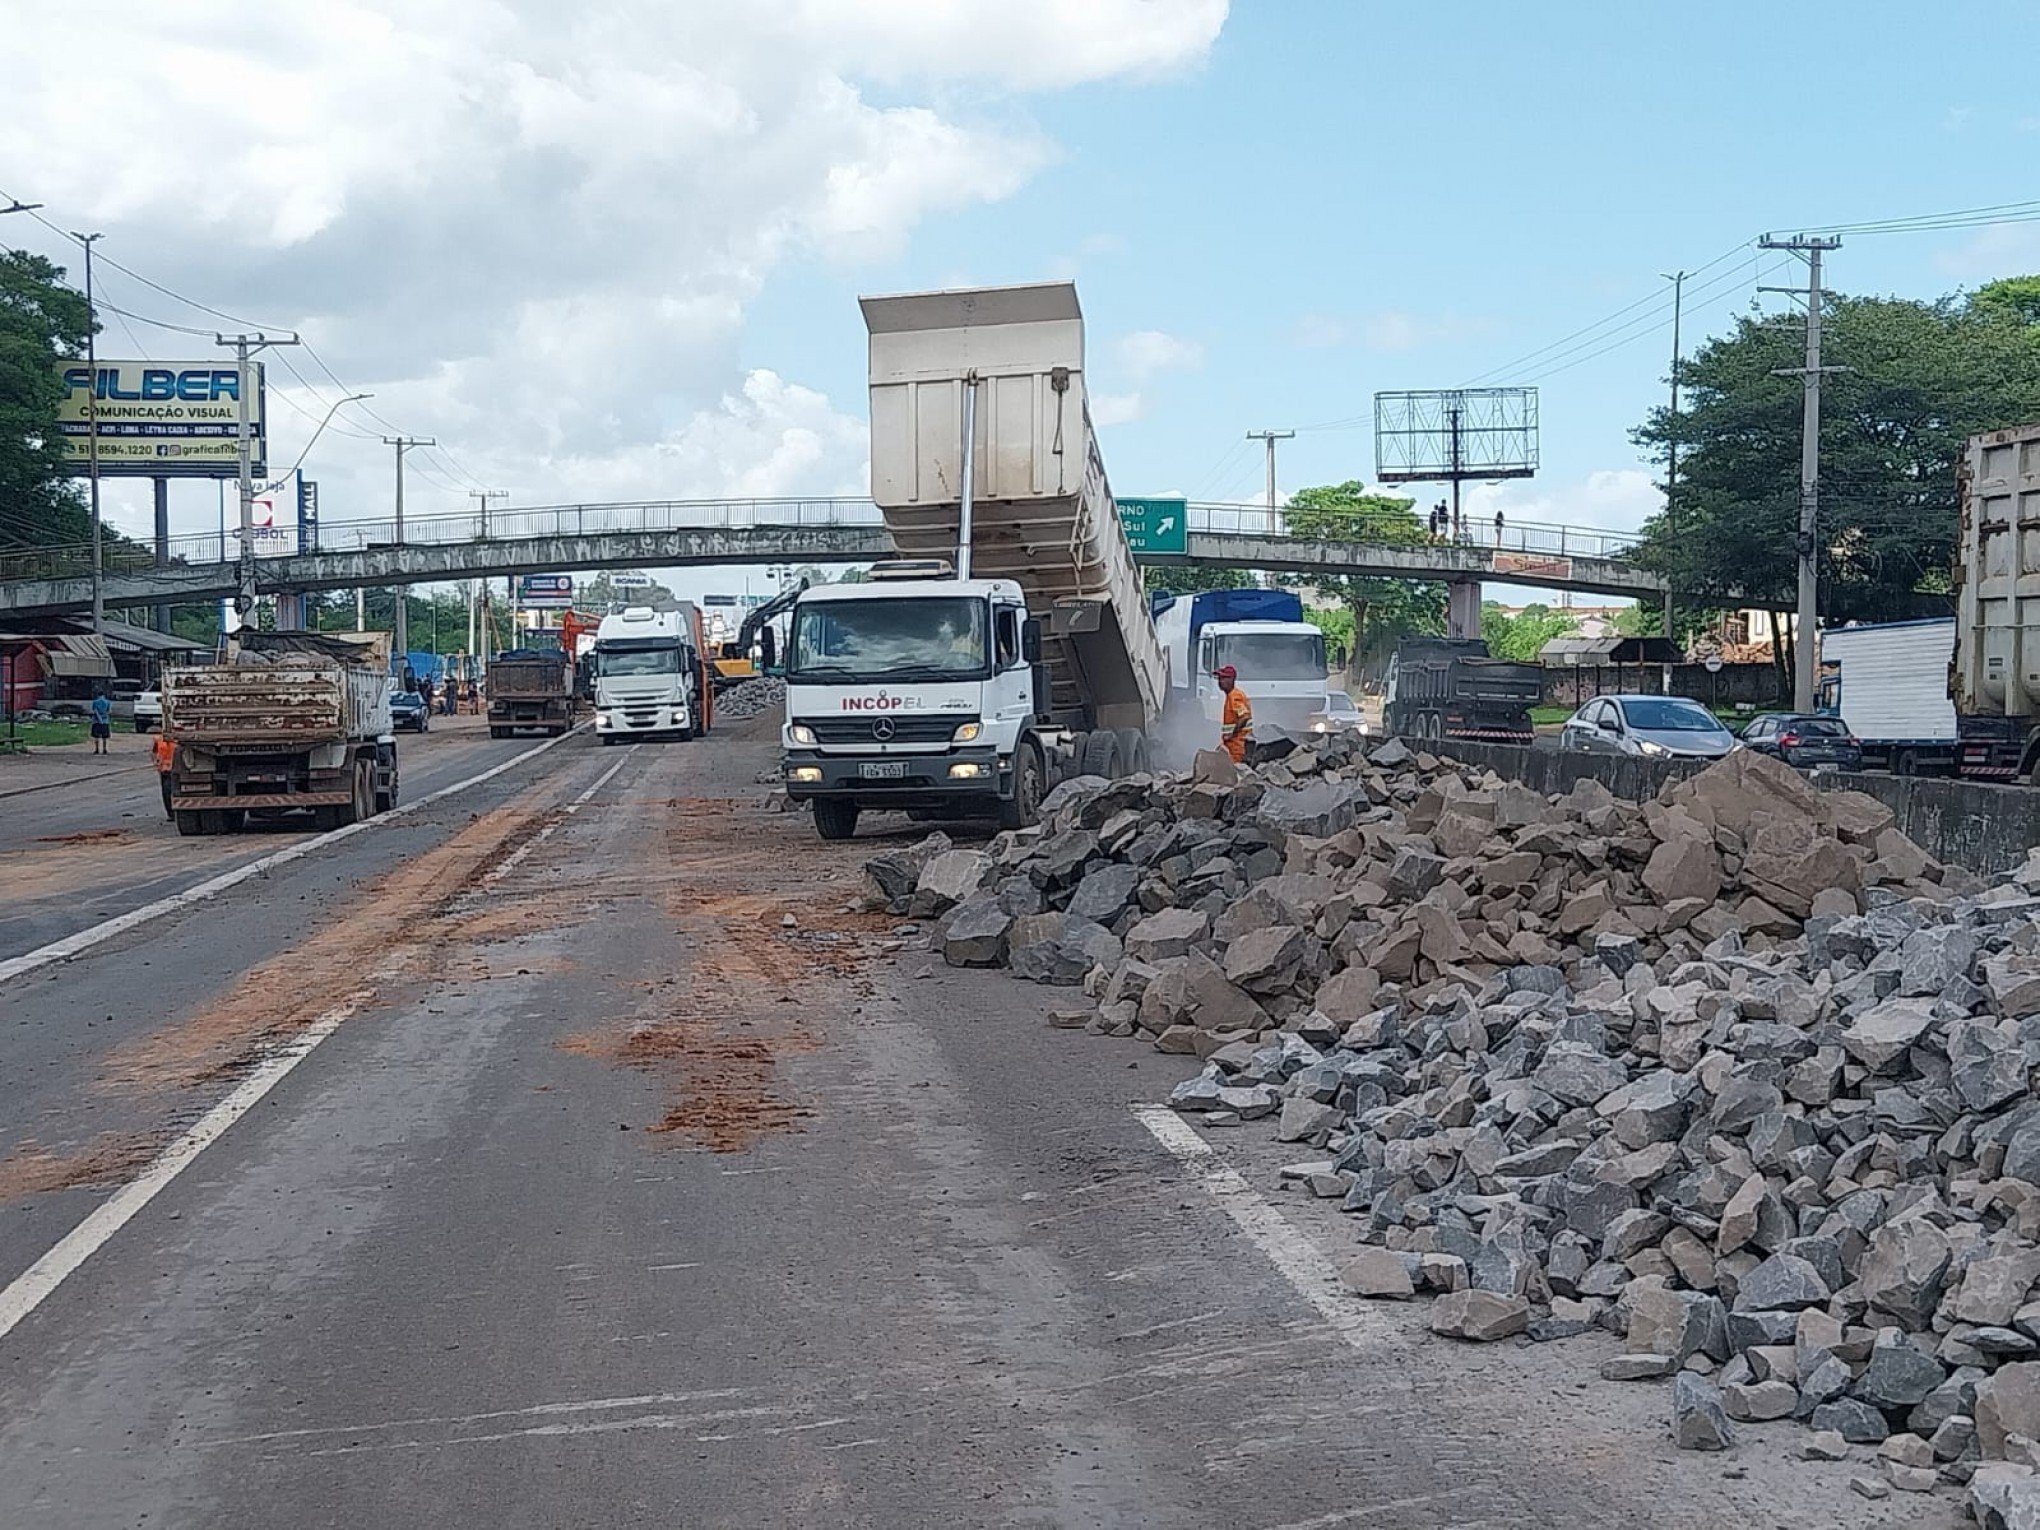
xmin=1309 ymin=689 xmax=1367 ymax=735
xmin=133 ymin=687 xmax=162 ymax=732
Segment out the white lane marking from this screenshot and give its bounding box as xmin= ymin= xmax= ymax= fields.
xmin=460 ymin=753 xmax=628 ymax=896
xmin=0 ymin=750 xmax=620 ymax=1348
xmin=646 ymin=1262 xmax=701 ymax=1272
xmin=304 ymin=1405 xmax=808 ymax=1456
xmin=1251 ymin=1496 xmax=1455 ymax=1530
xmin=207 ymin=1388 xmax=753 ymax=1447
xmin=0 ymin=725 xmax=589 ymax=985
xmin=0 ymin=989 xmax=371 ymax=1346
xmin=1131 ymin=1105 xmax=1401 ymax=1354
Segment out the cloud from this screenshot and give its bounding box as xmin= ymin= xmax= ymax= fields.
xmin=1461 ymin=467 xmax=1661 ymax=537
xmin=1931 ymin=223 xmax=2040 ymax=281
xmin=1090 ymin=392 xmax=1146 ymax=426
xmin=1093 ymin=327 xmax=1202 ymax=426
xmin=3 ymin=0 xmax=1226 ymax=533
xmin=1292 ymin=313 xmax=1350 ymax=349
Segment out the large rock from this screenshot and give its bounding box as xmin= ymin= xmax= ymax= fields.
xmin=1008 ymin=913 xmax=1122 ymax=986
xmin=1626 ymin=1283 xmax=1726 ymax=1362
xmin=1671 ymin=1373 xmax=1736 ymax=1451
xmin=1733 ymin=1253 xmax=1831 ymax=1313
xmin=1384 ymin=846 xmax=1447 ymax=902
xmin=1125 ymin=907 xmax=1211 ymax=963
xmin=1859 ymin=1219 xmax=1954 ymax=1328
xmin=1429 ymin=1290 xmax=1529 ymax=1342
xmin=1340 ymin=1246 xmax=1415 ymax=1299
xmin=1534 ymin=1043 xmax=1630 ymax=1107
xmin=1066 ymin=862 xmax=1142 ymax=925
xmin=1852 ymin=1334 xmax=1948 ymax=1412
xmin=912 ymin=847 xmax=993 ymax=917
xmin=1841 ymin=996 xmax=1939 ymax=1073
xmin=1642 ymin=836 xmax=1722 ymax=906
xmin=1956 ymin=1251 xmax=2040 ymax=1328
xmin=1314 ymin=965 xmax=1382 ymax=1023
xmin=864 ymin=832 xmax=953 ymax=912
xmin=1254 ymin=780 xmax=1367 ymax=839
xmin=1979 ymin=1363 xmax=2040 ymax=1460
xmin=1223 ymin=924 xmax=1308 ymax=995
xmin=1950 ymin=1021 xmax=2031 ymax=1115
xmin=1138 ymin=949 xmax=1268 ymax=1034
xmin=941 ymin=893 xmax=1013 ymax=966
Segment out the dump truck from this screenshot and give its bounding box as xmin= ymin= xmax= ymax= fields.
xmin=1150 ymin=587 xmax=1328 ymax=733
xmin=781 ymin=280 xmax=1165 ymax=839
xmin=1954 ymin=422 xmax=2040 ymax=779
xmin=161 ymin=630 xmax=396 ymax=836
xmin=1815 ymin=618 xmax=1957 ymax=775
xmin=1382 ymin=635 xmax=1540 ymax=744
xmin=592 ymin=603 xmax=714 ymax=742
xmin=487 ymin=648 xmax=574 ymax=737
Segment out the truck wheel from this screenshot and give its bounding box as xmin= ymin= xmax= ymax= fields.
xmin=490 ymin=726 xmax=508 ymax=739
xmin=220 ymin=809 xmax=247 ymax=834
xmin=999 ymin=742 xmax=1044 ymax=830
xmin=1892 ymin=748 xmax=1918 ymax=777
xmin=813 ymin=799 xmax=860 ymax=841
xmin=1116 ymin=729 xmax=1150 ymax=775
xmin=175 ymin=809 xmax=204 ymax=837
xmin=1079 ymin=729 xmax=1122 ymax=779
xmin=600 ymin=734 xmax=618 ymax=746
xmin=199 ymin=808 xmax=227 ymax=835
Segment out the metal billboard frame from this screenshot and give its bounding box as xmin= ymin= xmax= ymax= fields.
xmin=1374 ymin=388 xmax=1538 ymax=483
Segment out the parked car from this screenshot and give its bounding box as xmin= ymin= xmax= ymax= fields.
xmin=133 ymin=687 xmax=161 ymax=732
xmin=1308 ymin=689 xmax=1367 ymax=735
xmin=1559 ymin=694 xmax=1737 ymax=760
xmin=1738 ymin=712 xmax=1862 ymax=771
xmin=389 ymin=687 xmax=430 ymax=733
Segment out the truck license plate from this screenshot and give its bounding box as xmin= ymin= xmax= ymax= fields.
xmin=859 ymin=761 xmax=907 ymax=780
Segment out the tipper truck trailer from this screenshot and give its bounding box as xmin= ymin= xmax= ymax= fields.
xmin=1150 ymin=588 xmax=1329 ymax=733
xmin=1382 ymin=636 xmax=1540 ymax=744
xmin=1814 ymin=618 xmax=1957 ymax=775
xmin=487 ymin=648 xmax=575 ymax=737
xmin=161 ymin=630 xmax=396 ymax=835
xmin=1954 ymin=422 xmax=2040 ymax=780
xmin=781 ymin=280 xmax=1166 ymax=839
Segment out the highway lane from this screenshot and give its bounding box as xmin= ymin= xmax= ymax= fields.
xmin=0 ymin=715 xmax=554 ymax=961
xmin=0 ymin=718 xmax=1921 ymax=1530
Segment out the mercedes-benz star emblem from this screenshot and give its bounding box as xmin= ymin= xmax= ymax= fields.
xmin=872 ymin=717 xmax=896 ymax=741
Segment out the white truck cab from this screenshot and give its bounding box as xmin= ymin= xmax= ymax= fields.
xmin=1187 ymin=619 xmax=1328 ymax=733
xmin=782 ymin=566 xmax=1046 ymax=838
xmin=592 ymin=605 xmax=700 ymax=742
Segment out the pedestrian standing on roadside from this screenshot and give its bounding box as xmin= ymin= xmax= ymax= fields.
xmin=153 ymin=731 xmax=176 ymax=819
xmin=89 ymin=688 xmax=112 ymax=755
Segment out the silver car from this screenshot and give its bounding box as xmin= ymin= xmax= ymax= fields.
xmin=1559 ymin=694 xmax=1736 ymax=760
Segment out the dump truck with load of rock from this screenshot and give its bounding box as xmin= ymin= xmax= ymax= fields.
xmin=1382 ymin=635 xmax=1540 ymax=744
xmin=781 ymin=281 xmax=1165 ymax=839
xmin=487 ymin=648 xmax=574 ymax=737
xmin=1953 ymin=421 xmax=2040 ymax=779
xmin=161 ymin=630 xmax=396 ymax=836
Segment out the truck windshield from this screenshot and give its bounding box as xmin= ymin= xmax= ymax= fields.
xmin=1212 ymin=632 xmax=1326 ymax=681
xmin=596 ymin=645 xmax=681 ymax=676
xmin=787 ymin=597 xmax=988 ymax=681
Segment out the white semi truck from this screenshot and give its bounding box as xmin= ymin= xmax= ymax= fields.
xmin=781 ymin=281 xmax=1165 ymax=839
xmin=592 ymin=603 xmax=712 ymax=743
xmin=1149 ymin=588 xmax=1328 ymax=733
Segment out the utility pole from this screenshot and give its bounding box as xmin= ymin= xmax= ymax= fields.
xmin=382 ymin=435 xmax=435 ymax=662
xmin=1245 ymin=429 xmax=1294 ymax=521
xmin=75 ymin=232 xmax=104 ymax=634
xmin=1758 ymin=234 xmax=1843 ymax=712
xmin=215 ymin=331 xmax=299 ymax=630
xmin=1661 ymin=269 xmax=1686 ymax=639
xmin=469 ymin=487 xmax=508 ymax=538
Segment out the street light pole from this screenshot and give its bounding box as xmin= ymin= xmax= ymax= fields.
xmin=381 ymin=435 xmax=434 ymax=662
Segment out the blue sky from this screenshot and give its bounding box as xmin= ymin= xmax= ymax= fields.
xmin=12 ymin=0 xmax=2040 ymax=617
xmin=748 ymin=0 xmax=2040 ymax=530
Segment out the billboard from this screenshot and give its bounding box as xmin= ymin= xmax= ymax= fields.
xmin=56 ymin=361 xmax=266 ymax=479
xmin=519 ymin=574 xmax=573 ymax=609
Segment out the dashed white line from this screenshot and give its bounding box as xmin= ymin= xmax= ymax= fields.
xmin=0 ymin=747 xmax=624 ymax=1348
xmin=1131 ymin=1105 xmax=1402 ymax=1355
xmin=0 ymin=725 xmax=590 ymax=986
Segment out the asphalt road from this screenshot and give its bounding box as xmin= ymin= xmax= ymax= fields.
xmin=0 ymin=719 xmax=1946 ymax=1528
xmin=0 ymin=715 xmax=552 ymax=961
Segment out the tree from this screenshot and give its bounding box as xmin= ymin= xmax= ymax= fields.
xmin=0 ymin=247 xmax=93 ymax=550
xmin=1280 ymin=482 xmax=1445 ymax=667
xmin=1631 ymin=289 xmax=2040 ymax=633
xmin=1974 ymin=275 xmax=2040 ymax=328
xmin=1481 ymin=601 xmax=1577 ymax=662
xmin=1141 ymin=562 xmax=1255 ymax=597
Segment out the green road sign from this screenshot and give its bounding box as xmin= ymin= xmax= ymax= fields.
xmin=1116 ymin=496 xmax=1187 ymax=556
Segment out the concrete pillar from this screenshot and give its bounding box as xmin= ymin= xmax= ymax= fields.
xmin=1446 ymin=579 xmax=1482 ymax=640
xmin=274 ymin=592 xmax=305 ymax=630
xmin=152 ymin=477 xmax=171 ymax=633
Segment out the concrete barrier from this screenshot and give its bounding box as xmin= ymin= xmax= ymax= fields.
xmin=1432 ymin=739 xmax=2039 ymax=878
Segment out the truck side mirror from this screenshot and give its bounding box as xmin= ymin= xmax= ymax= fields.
xmin=1021 ymin=618 xmax=1042 ymax=663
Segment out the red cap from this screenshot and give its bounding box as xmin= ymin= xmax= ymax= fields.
xmin=1213 ymin=664 xmax=1237 ymax=681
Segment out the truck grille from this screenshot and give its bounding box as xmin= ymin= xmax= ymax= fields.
xmin=807 ymin=716 xmax=971 ymax=744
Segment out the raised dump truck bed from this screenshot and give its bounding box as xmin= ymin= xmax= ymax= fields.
xmin=861 ymin=281 xmax=1164 ymax=735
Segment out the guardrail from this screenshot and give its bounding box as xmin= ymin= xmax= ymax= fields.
xmin=0 ymin=496 xmax=1647 ymax=584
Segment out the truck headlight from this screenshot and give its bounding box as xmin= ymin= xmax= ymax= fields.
xmin=789 ymin=765 xmax=823 ymax=783
xmin=787 ymin=723 xmax=817 ymax=746
xmin=951 ymin=721 xmax=982 ymax=743
xmin=948 ymin=762 xmax=985 ymax=779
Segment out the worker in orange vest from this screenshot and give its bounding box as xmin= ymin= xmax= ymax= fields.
xmin=152 ymin=731 xmax=177 ymax=820
xmin=1216 ymin=663 xmax=1253 ymax=764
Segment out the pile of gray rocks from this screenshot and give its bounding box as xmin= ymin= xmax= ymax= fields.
xmin=715 ymin=675 xmax=787 ymax=722
xmin=864 ymin=729 xmax=2040 ymax=1519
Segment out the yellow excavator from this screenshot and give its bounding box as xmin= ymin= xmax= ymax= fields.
xmin=712 ymin=579 xmax=807 ymax=690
